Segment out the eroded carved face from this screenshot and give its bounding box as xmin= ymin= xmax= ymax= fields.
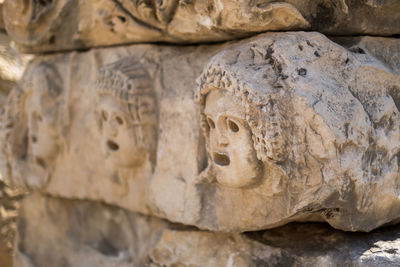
xmin=98 ymin=95 xmax=155 ymax=169
xmin=25 ymin=90 xmax=59 ymax=168
xmin=204 ymin=89 xmax=261 ymax=188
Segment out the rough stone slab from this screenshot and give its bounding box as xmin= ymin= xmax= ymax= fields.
xmin=14 ymin=193 xmax=169 ymax=267
xmin=4 ymin=0 xmax=400 ymax=53
xmin=0 ymin=32 xmax=31 ymax=108
xmin=331 ymin=36 xmax=400 ymax=75
xmin=15 ymin=193 xmax=400 ymax=267
xmin=2 ymin=32 xmax=400 ymax=232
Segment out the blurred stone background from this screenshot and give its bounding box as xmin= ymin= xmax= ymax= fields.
xmin=0 ymin=1 xmax=31 ymax=263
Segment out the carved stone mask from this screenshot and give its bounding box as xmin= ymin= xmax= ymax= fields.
xmin=99 ymin=94 xmax=155 ymax=169
xmin=25 ymin=88 xmax=59 ymax=168
xmin=204 ymin=89 xmax=261 ymax=188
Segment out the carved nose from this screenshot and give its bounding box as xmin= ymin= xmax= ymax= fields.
xmin=107 ymin=140 xmax=119 ymax=151
xmin=218 ymin=135 xmax=229 ymax=146
xmin=108 ymin=127 xmax=118 ymax=137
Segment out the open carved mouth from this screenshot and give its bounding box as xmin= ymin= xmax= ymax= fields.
xmin=213 ymin=152 xmax=230 ymax=166
xmin=36 ymin=157 xmax=46 ymax=169
xmin=107 ymin=140 xmax=119 ymax=151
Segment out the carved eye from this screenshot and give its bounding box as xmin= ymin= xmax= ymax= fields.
xmin=101 ymin=110 xmax=108 ymax=121
xmin=207 ymin=117 xmax=215 ymax=129
xmin=115 ymin=116 xmax=124 ymax=125
xmin=38 ymin=0 xmax=53 ymax=7
xmin=36 ymin=113 xmax=43 ymax=123
xmin=228 ymin=119 xmax=239 ymax=133
xmin=117 ymin=16 xmax=126 ymax=23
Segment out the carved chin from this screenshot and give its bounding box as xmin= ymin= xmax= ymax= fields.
xmin=213 ymin=166 xmax=260 ymax=189
xmin=211 ymin=152 xmax=261 ymax=188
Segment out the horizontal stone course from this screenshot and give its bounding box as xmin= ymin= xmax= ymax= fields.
xmin=2 ymin=32 xmax=400 ymax=232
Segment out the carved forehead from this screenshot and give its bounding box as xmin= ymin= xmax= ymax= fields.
xmin=27 ymin=63 xmax=63 ymax=98
xmin=204 ymin=89 xmax=245 ymax=119
xmin=95 ymin=57 xmax=153 ymax=103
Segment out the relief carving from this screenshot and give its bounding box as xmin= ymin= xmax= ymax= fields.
xmin=4 ymin=32 xmax=400 ymax=232
xmin=196 ymin=49 xmax=289 ymax=189
xmin=95 ymin=57 xmax=158 ymax=180
xmin=0 ymin=63 xmax=68 ymax=189
xmin=195 ymin=32 xmax=400 ymax=231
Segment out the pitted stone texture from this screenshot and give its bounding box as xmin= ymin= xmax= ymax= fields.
xmin=2 ymin=32 xmax=400 ymax=232
xmin=151 ymin=224 xmax=400 ymax=267
xmin=3 ymin=0 xmax=400 ymax=52
xmin=15 ymin=194 xmax=400 ymax=267
xmin=193 ymin=32 xmax=400 ymax=232
xmin=332 ymin=36 xmax=400 ymax=75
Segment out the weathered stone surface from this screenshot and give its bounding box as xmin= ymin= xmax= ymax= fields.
xmin=15 ymin=193 xmax=400 ymax=267
xmin=15 ymin=193 xmax=169 ymax=267
xmin=152 ymin=224 xmax=400 ymax=267
xmin=4 ymin=0 xmax=400 ymax=53
xmin=0 ymin=179 xmax=26 ymax=253
xmin=332 ymin=36 xmax=400 ymax=75
xmin=2 ymin=32 xmax=400 ymax=232
xmin=0 ymin=32 xmax=31 ymax=108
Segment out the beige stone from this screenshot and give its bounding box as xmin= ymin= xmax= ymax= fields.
xmin=15 ymin=193 xmax=400 ymax=267
xmin=4 ymin=0 xmax=400 ymax=52
xmin=1 ymin=62 xmax=68 ymax=190
xmin=332 ymin=36 xmax=400 ymax=75
xmin=15 ymin=193 xmax=169 ymax=267
xmin=0 ymin=32 xmax=31 ymax=108
xmin=2 ymin=32 xmax=400 ymax=232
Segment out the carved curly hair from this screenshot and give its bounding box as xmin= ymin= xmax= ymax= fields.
xmin=196 ymin=47 xmax=289 ymax=163
xmin=95 ymin=57 xmax=156 ymax=125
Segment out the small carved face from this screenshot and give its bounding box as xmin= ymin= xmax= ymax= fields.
xmin=25 ymin=91 xmax=59 ymax=167
xmin=98 ymin=95 xmax=150 ymax=169
xmin=204 ymin=89 xmax=261 ymax=188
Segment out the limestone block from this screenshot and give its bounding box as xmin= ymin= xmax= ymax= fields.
xmin=0 ymin=32 xmax=31 ymax=108
xmin=15 ymin=193 xmax=400 ymax=267
xmin=2 ymin=32 xmax=400 ymax=232
xmin=3 ymin=0 xmax=400 ymax=52
xmin=14 ymin=193 xmax=169 ymax=267
xmin=151 ymin=224 xmax=400 ymax=267
xmin=332 ymin=36 xmax=400 ymax=75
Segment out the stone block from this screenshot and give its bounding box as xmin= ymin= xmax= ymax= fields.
xmin=2 ymin=32 xmax=400 ymax=232
xmin=3 ymin=0 xmax=400 ymax=52
xmin=15 ymin=193 xmax=400 ymax=267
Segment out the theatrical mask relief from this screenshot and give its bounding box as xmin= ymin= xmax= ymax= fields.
xmin=193 ymin=32 xmax=400 ymax=232
xmin=95 ymin=57 xmax=158 ymax=176
xmin=0 ymin=63 xmax=67 ymax=189
xmin=4 ymin=0 xmax=400 ymax=265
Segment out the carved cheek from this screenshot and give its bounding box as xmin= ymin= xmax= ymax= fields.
xmin=208 ymin=127 xmax=219 ymax=152
xmin=227 ymin=122 xmax=255 ymax=162
xmin=31 ymin=123 xmax=58 ymax=160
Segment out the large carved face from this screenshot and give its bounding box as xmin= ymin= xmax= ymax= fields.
xmin=25 ymin=89 xmax=59 ymax=168
xmin=98 ymin=95 xmax=155 ymax=169
xmin=204 ymin=89 xmax=261 ymax=188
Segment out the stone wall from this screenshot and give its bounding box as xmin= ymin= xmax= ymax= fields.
xmin=1 ymin=0 xmax=400 ymax=266
xmin=0 ymin=29 xmax=30 ymax=266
